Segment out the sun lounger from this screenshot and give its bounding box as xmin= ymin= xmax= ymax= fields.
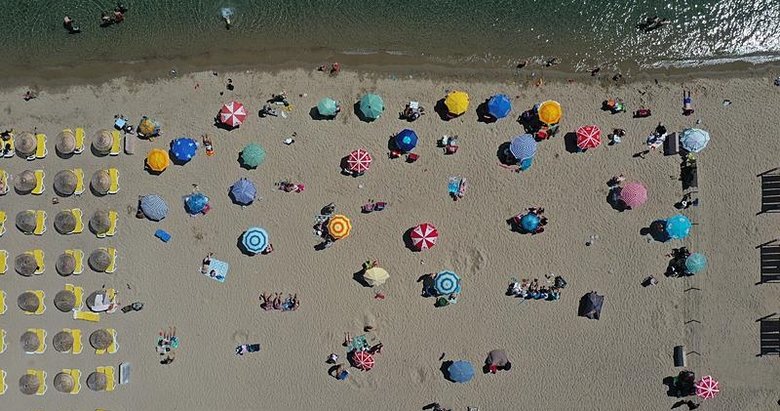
xmin=760 ymin=317 xmax=780 ymax=355
xmin=27 ymin=369 xmax=47 ymax=395
xmin=0 ymin=329 xmax=5 ymax=354
xmin=32 ymin=169 xmax=45 ymax=195
xmin=102 ymin=247 xmax=117 ymax=273
xmin=69 ymin=208 xmax=84 ymax=234
xmin=96 ymin=211 xmax=118 ymax=238
xmin=74 ymin=128 xmax=85 ymax=154
xmin=25 ymin=290 xmax=45 ymax=315
xmin=110 ymin=130 xmax=121 ymax=156
xmin=33 ymin=134 xmax=47 ymax=159
xmin=124 ymin=134 xmax=135 ymax=154
xmin=73 ymin=309 xmax=100 ymax=322
xmin=0 ymin=290 xmax=5 ymax=314
xmin=0 ymin=169 xmax=7 ymax=195
xmin=0 ymin=369 xmax=5 ymax=395
xmin=107 ymin=168 xmax=119 ymax=194
xmin=0 ymin=250 xmax=6 ymax=274
xmin=119 ymin=362 xmax=131 ymax=385
xmin=97 ymin=366 xmax=116 ymax=392
xmin=65 ymin=284 xmax=84 ymax=310
xmin=0 ymin=212 xmax=5 ymax=237
xmin=72 ymin=168 xmax=84 ymax=195
xmin=28 ymin=328 xmax=47 ymax=354
xmin=663 ymin=132 xmax=679 ymax=156
xmin=32 ymin=211 xmax=46 ymax=235
xmin=63 ymin=369 xmax=81 ymax=394
xmin=760 ymin=243 xmax=780 ymax=282
xmin=96 ymin=328 xmax=118 ymax=355
xmin=761 ymin=173 xmax=780 ymax=213
xmin=1 ymin=136 xmax=12 ymax=158
xmin=65 ymin=249 xmax=84 ymax=274
xmin=66 ymin=328 xmax=83 ymax=354
xmin=30 ymin=249 xmax=45 ymax=273
xmin=202 ymin=258 xmax=229 ymax=282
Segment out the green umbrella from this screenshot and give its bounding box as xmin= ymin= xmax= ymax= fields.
xmin=240 ymin=143 xmax=266 ymax=168
xmin=317 ymin=98 xmax=339 ymax=117
xmin=359 ymin=93 xmax=384 ymax=120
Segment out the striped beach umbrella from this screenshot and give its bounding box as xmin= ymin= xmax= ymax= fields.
xmin=347 ymin=149 xmax=372 ymax=173
xmin=665 ymin=214 xmax=691 ymax=240
xmin=487 ymin=94 xmax=512 ymax=119
xmin=538 ymin=100 xmax=562 ymax=124
xmin=680 ymin=128 xmax=710 ymax=153
xmin=146 ymin=149 xmax=170 ymax=172
xmin=434 ymin=270 xmax=460 ymax=295
xmin=230 ymin=178 xmax=257 ymax=205
xmin=695 ymin=375 xmax=720 ymax=399
xmin=410 ymin=223 xmax=438 ymax=250
xmin=576 ymin=125 xmax=602 ymax=150
xmin=170 ymin=137 xmax=198 ymax=163
xmin=618 ymin=182 xmax=648 ymax=208
xmin=140 ymin=194 xmax=168 ymax=221
xmin=242 ymin=227 xmax=269 ymax=254
xmin=351 ymin=350 xmax=375 ymax=371
xmin=327 ymin=215 xmax=352 ymax=240
xmin=444 ymin=91 xmax=469 ymax=116
xmin=509 ymin=134 xmax=537 ymax=162
xmin=394 ymin=129 xmax=418 ymax=152
xmin=220 ymin=101 xmax=247 ymax=127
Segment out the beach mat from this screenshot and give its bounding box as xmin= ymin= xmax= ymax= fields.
xmin=201 ymin=258 xmax=229 ymax=283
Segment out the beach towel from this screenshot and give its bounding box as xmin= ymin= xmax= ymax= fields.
xmin=347 ymin=335 xmax=369 ymax=353
xmin=448 ymin=177 xmax=461 ymax=196
xmin=235 ymin=344 xmax=261 ymax=355
xmin=201 ymin=258 xmax=229 ymax=283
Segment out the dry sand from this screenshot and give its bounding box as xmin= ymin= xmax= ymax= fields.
xmin=0 ymin=69 xmax=779 ymax=410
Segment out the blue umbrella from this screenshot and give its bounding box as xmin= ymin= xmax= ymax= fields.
xmin=487 ymin=94 xmax=511 ymax=119
xmin=434 ymin=270 xmax=461 ymax=295
xmin=665 ymin=214 xmax=691 ymax=240
xmin=140 ymin=194 xmax=168 ymax=221
xmin=447 ymin=360 xmax=474 ymax=383
xmin=509 ymin=134 xmax=537 ymax=162
xmin=185 ymin=192 xmax=209 ymax=214
xmin=230 ymin=178 xmax=257 ymax=205
xmin=170 ymin=137 xmax=198 ymax=163
xmin=680 ymin=128 xmax=710 ymax=153
xmin=395 ymin=129 xmax=418 ymax=152
xmin=685 ymin=253 xmax=707 ymax=274
xmin=520 ymin=213 xmax=540 ymax=232
xmin=242 ymin=227 xmax=269 ymax=254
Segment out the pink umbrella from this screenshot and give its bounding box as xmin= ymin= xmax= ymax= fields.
xmin=351 ymin=350 xmax=375 ymax=371
xmin=618 ymin=182 xmax=648 ymax=208
xmin=347 ymin=149 xmax=372 ymax=173
xmin=410 ymin=223 xmax=438 ymax=250
xmin=220 ymin=101 xmax=248 ymax=127
xmin=695 ymin=375 xmax=720 ymax=399
xmin=576 ymin=125 xmax=601 ymax=150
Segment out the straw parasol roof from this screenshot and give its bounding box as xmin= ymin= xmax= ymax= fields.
xmin=15 ymin=170 xmax=36 ymax=192
xmin=90 ymin=329 xmax=113 ymax=349
xmin=55 ymin=210 xmax=77 ymax=233
xmin=87 ymin=371 xmax=107 ymax=391
xmin=54 ymin=372 xmax=74 ymax=393
xmin=19 ymin=373 xmax=40 ymax=395
xmin=16 ymin=210 xmax=36 ymax=233
xmin=18 ymin=291 xmax=40 ymax=312
xmin=90 ymin=210 xmax=110 ymax=234
xmin=93 ymin=129 xmax=113 ymax=153
xmin=56 ymin=252 xmax=76 ymax=276
xmin=15 ymin=132 xmax=36 ymax=157
xmin=56 ymin=129 xmax=76 ymax=155
xmin=20 ymin=330 xmax=40 ymax=352
xmin=15 ymin=253 xmax=38 ymax=276
xmin=54 ymin=289 xmax=76 ymax=312
xmin=88 ymin=249 xmax=111 ymax=272
xmin=53 ymin=330 xmax=74 ymax=352
xmin=54 ymin=170 xmax=77 ymax=196
xmin=91 ymin=169 xmax=111 ymax=194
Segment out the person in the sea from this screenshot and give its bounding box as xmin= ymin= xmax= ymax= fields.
xmin=63 ymin=16 xmax=80 ymax=33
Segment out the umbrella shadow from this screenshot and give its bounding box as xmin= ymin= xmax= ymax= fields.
xmin=416 ymin=273 xmax=435 ymax=297
xmin=339 ymin=156 xmax=355 ymax=177
xmin=517 ymin=109 xmax=542 ymax=133
xmin=309 ymin=107 xmax=335 ymax=121
xmin=505 ymin=217 xmax=521 ymax=233
xmin=496 ymin=142 xmax=515 ymax=166
xmin=439 ymin=361 xmax=455 ymax=382
xmin=607 ymin=188 xmax=628 ymax=212
xmin=90 ymin=145 xmax=110 ymax=157
xmin=236 ymin=235 xmax=258 ymax=256
xmin=56 ymin=149 xmax=75 ymax=160
xmin=353 ymin=102 xmax=373 ymax=123
xmin=402 ymin=228 xmax=418 ymax=252
xmin=563 ymin=132 xmax=579 ymax=153
xmin=433 ymin=99 xmax=452 ymax=121
xmin=213 ymin=116 xmax=235 ymax=131
xmin=144 ymin=161 xmax=166 ymax=176
xmin=352 ymin=269 xmax=371 ymax=288
xmin=641 ymin=220 xmax=669 ymax=242
xmin=476 ymin=100 xmax=496 ymax=123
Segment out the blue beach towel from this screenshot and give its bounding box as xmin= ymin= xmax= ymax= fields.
xmin=202 ymin=258 xmax=229 ymax=283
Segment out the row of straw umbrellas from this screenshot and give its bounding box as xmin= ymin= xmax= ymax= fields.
xmin=8 ymin=168 xmax=114 ymax=196
xmin=14 ymin=209 xmax=113 ymax=235
xmin=18 ymin=288 xmax=112 ymax=314
xmin=18 ymin=368 xmax=113 ymax=394
xmin=19 ymin=328 xmax=113 ymax=352
xmin=10 ymin=129 xmax=118 ymax=157
xmin=13 ymin=248 xmax=114 ymax=276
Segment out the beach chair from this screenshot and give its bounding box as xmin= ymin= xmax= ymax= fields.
xmin=63 ymin=369 xmax=81 ymax=394
xmin=27 ymin=328 xmax=47 ymax=354
xmin=27 ymin=369 xmax=47 ymax=395
xmin=96 ymin=328 xmax=118 ymax=355
xmin=0 ymin=212 xmax=5 ymax=237
xmin=119 ymin=362 xmax=131 ymax=385
xmin=1 ymin=135 xmax=12 ymax=158
xmin=72 ymin=168 xmax=85 ymax=195
xmin=33 ymin=134 xmax=47 ymax=159
xmin=69 ymin=208 xmax=84 ymax=234
xmin=0 ymin=251 xmax=6 ymax=275
xmin=107 ymin=168 xmax=119 ymax=194
xmin=0 ymin=329 xmax=5 ymax=354
xmin=109 ymin=130 xmax=121 ymax=156
xmin=0 ymin=369 xmax=5 ymax=395
xmin=124 ymin=134 xmax=135 ymax=155
xmin=65 ymin=249 xmax=84 ymax=274
xmin=0 ymin=169 xmax=7 ymax=195
xmin=760 ymin=242 xmax=780 ymax=283
xmin=32 ymin=169 xmax=45 ymax=195
xmin=65 ymin=284 xmax=84 ymax=310
xmin=74 ymin=128 xmax=85 ymax=154
xmin=26 ymin=290 xmax=45 ymax=315
xmin=66 ymin=328 xmax=83 ymax=354
xmin=663 ymin=132 xmax=679 ymax=156
xmin=761 ymin=173 xmax=780 ymax=213
xmin=97 ymin=366 xmax=116 ymax=392
xmin=32 ymin=210 xmax=46 ymax=235
xmin=0 ymin=290 xmax=5 ymax=314
xmin=72 ymin=309 xmax=100 ymax=322
xmin=31 ymin=249 xmax=45 ymax=274
xmin=104 ymin=247 xmax=118 ymax=273
xmin=760 ymin=317 xmax=780 ymax=356
xmin=96 ymin=211 xmax=117 ymax=238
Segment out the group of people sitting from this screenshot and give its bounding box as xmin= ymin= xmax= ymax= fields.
xmin=665 ymin=247 xmax=692 ymax=277
xmin=313 ymin=203 xmax=337 ymax=248
xmin=513 ymin=207 xmax=548 ymax=234
xmin=400 ymin=101 xmax=425 ymax=121
xmin=156 ymin=327 xmax=178 ymax=365
xmin=100 ymin=3 xmax=128 ymax=26
xmin=507 ymin=275 xmax=566 ymax=301
xmin=361 ymin=200 xmax=387 ymax=213
xmin=277 ymin=180 xmax=305 ymax=193
xmin=259 ymin=292 xmax=300 ymax=311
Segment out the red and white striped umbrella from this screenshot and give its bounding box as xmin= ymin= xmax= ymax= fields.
xmin=618 ymin=182 xmax=648 ymax=208
xmin=695 ymin=375 xmax=720 ymax=399
xmin=411 ymin=223 xmax=438 ymax=250
xmin=351 ymin=350 xmax=375 ymax=371
xmin=576 ymin=125 xmax=602 ymax=150
xmin=347 ymin=149 xmax=372 ymax=173
xmin=220 ymin=101 xmax=248 ymax=127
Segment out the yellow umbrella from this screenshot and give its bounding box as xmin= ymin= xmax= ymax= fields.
xmin=146 ymin=148 xmax=170 ymax=172
xmin=327 ymin=215 xmax=352 ymax=240
xmin=444 ymin=91 xmax=469 ymax=116
xmin=538 ymin=100 xmax=562 ymax=124
xmin=139 ymin=118 xmax=156 ymax=136
xmin=363 ymin=267 xmax=389 ymax=286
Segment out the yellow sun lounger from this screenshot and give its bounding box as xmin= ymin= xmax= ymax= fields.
xmin=27 ymin=369 xmax=47 ymax=395
xmin=72 ymin=168 xmax=85 ymax=195
xmin=65 ymin=249 xmax=84 ymax=274
xmin=33 ymin=134 xmax=47 ymax=159
xmin=31 ymin=210 xmax=46 ymax=235
xmin=0 ymin=290 xmax=5 ymax=314
xmin=74 ymin=128 xmax=85 ymax=154
xmin=0 ymin=329 xmax=5 ymax=353
xmin=0 ymin=369 xmax=6 ymax=395
xmin=0 ymin=170 xmax=7 ymax=195
xmin=29 ymin=249 xmax=45 ymax=274
xmin=32 ymin=169 xmax=45 ymax=195
xmin=0 ymin=250 xmax=6 ymax=274
xmin=100 ymin=247 xmax=118 ymax=273
xmin=0 ymin=211 xmax=6 ymax=237
xmin=67 ymin=208 xmax=84 ymax=234
xmin=65 ymin=328 xmax=83 ymax=354
xmin=108 ymin=168 xmax=120 ymax=194
xmin=96 ymin=366 xmax=116 ymax=392
xmin=1 ymin=135 xmax=12 ymax=158
xmin=96 ymin=211 xmax=118 ymax=238
xmin=73 ymin=310 xmax=99 ymax=322
xmin=63 ymin=369 xmax=81 ymax=394
xmin=95 ymin=328 xmax=118 ymax=355
xmin=25 ymin=290 xmax=45 ymax=315
xmin=65 ymin=284 xmax=84 ymax=310
xmin=27 ymin=328 xmax=47 ymax=354
xmin=110 ymin=130 xmax=121 ymax=156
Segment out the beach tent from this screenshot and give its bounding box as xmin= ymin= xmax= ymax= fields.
xmin=520 ymin=213 xmax=540 ymax=232
xmin=579 ymin=291 xmax=604 ymax=320
xmin=185 ymin=192 xmax=209 ymax=214
xmin=220 ymin=101 xmax=248 ymax=128
xmin=665 ymin=214 xmax=691 ymax=240
xmin=446 ymin=360 xmax=474 ymax=383
xmin=434 ymin=270 xmax=461 ymax=295
xmin=351 ymin=350 xmax=375 ymax=371
xmin=241 ymin=227 xmax=269 ymax=254
xmin=685 ymin=253 xmax=707 ymax=274
xmin=487 ymin=94 xmax=512 ymax=119
xmin=576 ymin=125 xmax=602 ymax=150
xmin=444 ymin=91 xmax=470 ymax=116
xmin=394 ymin=129 xmax=418 ymax=152
xmin=695 ymin=375 xmax=720 ymax=400
xmin=618 ymin=182 xmax=648 ymax=208
xmin=509 ymin=134 xmax=537 ymax=170
xmin=140 ymin=194 xmax=168 ymax=221
xmin=327 ymin=215 xmax=352 ymax=240
xmin=363 ymin=267 xmax=389 ymax=286
xmin=410 ymin=223 xmax=438 ymax=250
xmin=347 ymin=149 xmax=372 ymax=174
xmin=538 ymin=100 xmax=562 ymax=124
xmin=240 ymin=143 xmax=266 ymax=168
xmin=230 ymin=178 xmax=257 ymax=205
xmin=146 ymin=149 xmax=170 ymax=172
xmin=170 ymin=137 xmax=198 ymax=163
xmin=317 ymin=98 xmax=339 ymax=117
xmin=359 ymin=93 xmax=384 ymax=120
xmin=680 ymin=128 xmax=710 ymax=153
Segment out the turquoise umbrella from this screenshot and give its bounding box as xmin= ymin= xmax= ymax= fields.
xmin=665 ymin=214 xmax=691 ymax=240
xmin=317 ymin=98 xmax=339 ymax=117
xmin=685 ymin=253 xmax=707 ymax=274
xmin=359 ymin=93 xmax=384 ymax=120
xmin=240 ymin=143 xmax=266 ymax=168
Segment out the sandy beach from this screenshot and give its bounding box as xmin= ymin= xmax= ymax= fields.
xmin=0 ymin=68 xmax=779 ymax=410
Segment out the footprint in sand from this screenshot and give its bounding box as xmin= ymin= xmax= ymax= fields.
xmin=232 ymin=330 xmax=250 ymax=343
xmin=453 ymin=248 xmax=484 ymax=276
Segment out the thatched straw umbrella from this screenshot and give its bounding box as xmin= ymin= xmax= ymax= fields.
xmin=53 ymin=170 xmax=77 ymax=196
xmin=88 ymin=249 xmax=111 ymax=272
xmin=56 ymin=252 xmax=76 ymax=276
xmin=92 ymin=129 xmax=113 ymax=154
xmin=20 ymin=330 xmax=40 ymax=352
xmin=19 ymin=373 xmax=40 ymax=395
xmin=90 ymin=170 xmax=111 ymax=195
xmin=53 ymin=330 xmax=74 ymax=352
xmin=56 ymin=129 xmax=76 ymax=155
xmin=54 ymin=289 xmax=76 ymax=312
xmin=90 ymin=210 xmax=110 ymax=234
xmin=16 ymin=210 xmax=36 ymax=234
xmin=87 ymin=371 xmax=107 ymax=391
xmin=15 ymin=132 xmax=36 ymax=157
xmin=54 ymin=210 xmax=77 ymax=233
xmin=15 ymin=170 xmax=36 ymax=193
xmin=17 ymin=291 xmax=40 ymax=312
xmin=90 ymin=329 xmax=113 ymax=350
xmin=15 ymin=253 xmax=38 ymax=277
xmin=54 ymin=372 xmax=74 ymax=393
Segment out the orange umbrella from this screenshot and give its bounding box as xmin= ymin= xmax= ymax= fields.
xmin=327 ymin=215 xmax=352 ymax=240
xmin=538 ymin=100 xmax=562 ymax=124
xmin=146 ymin=149 xmax=170 ymax=172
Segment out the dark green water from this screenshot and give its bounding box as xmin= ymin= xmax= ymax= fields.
xmin=1 ymin=0 xmax=779 ymax=83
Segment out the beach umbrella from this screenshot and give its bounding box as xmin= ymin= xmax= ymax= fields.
xmin=520 ymin=213 xmax=540 ymax=232
xmin=359 ymin=93 xmax=384 ymax=120
xmin=220 ymin=101 xmax=248 ymax=127
xmin=487 ymin=94 xmax=511 ymax=119
xmin=54 ymin=289 xmax=76 ymax=312
xmin=170 ymin=137 xmax=198 ymax=163
xmin=19 ymin=373 xmax=40 ymax=395
xmin=538 ymin=100 xmax=562 ymax=124
xmin=444 ymin=91 xmax=469 ymax=116
xmin=576 ymin=125 xmax=602 ymax=150
xmin=685 ymin=253 xmax=708 ymax=274
xmin=665 ymin=214 xmax=692 ymax=240
xmin=230 ymin=178 xmax=257 ymax=205
xmin=90 ymin=210 xmax=110 ymax=234
xmin=93 ymin=129 xmax=113 ymax=154
xmin=54 ymin=372 xmax=75 ymax=393
xmin=55 ymin=210 xmax=77 ymax=233
xmin=447 ymin=360 xmax=474 ymax=383
xmin=90 ymin=329 xmax=113 ymax=350
xmin=347 ymin=149 xmax=373 ymax=173
xmin=618 ymin=182 xmax=647 ymax=208
xmin=240 ymin=143 xmax=266 ymax=168
xmin=54 ymin=170 xmax=77 ymax=196
xmin=139 ymin=118 xmax=156 ymax=135
xmin=411 ymin=223 xmax=438 ymax=250
xmin=140 ymin=194 xmax=169 ymax=221
xmin=53 ymin=331 xmax=74 ymax=352
xmin=87 ymin=371 xmax=107 ymax=391
xmin=317 ymin=97 xmax=339 ymax=117
xmin=56 ymin=252 xmax=76 ymax=276
xmin=351 ymin=350 xmax=375 ymax=371
xmin=15 ymin=254 xmax=37 ymax=277
xmin=487 ymin=349 xmax=509 ymax=368
xmin=509 ymin=134 xmax=537 ymax=162
xmin=16 ymin=210 xmax=36 ymax=234
xmin=434 ymin=270 xmax=461 ymax=295
xmin=363 ymin=267 xmax=389 ymax=286
xmin=18 ymin=291 xmax=39 ymax=312
xmin=15 ymin=170 xmax=36 ymax=192
xmin=88 ymin=249 xmax=111 ymax=272
xmin=185 ymin=192 xmax=209 ymax=214
xmin=146 ymin=148 xmax=170 ymax=172
xmin=241 ymin=227 xmax=269 ymax=254
xmin=394 ymin=129 xmax=418 ymax=152
xmin=579 ymin=291 xmax=604 ymax=319
xmin=680 ymin=128 xmax=710 ymax=153
xmin=91 ymin=169 xmax=111 ymax=194
xmin=695 ymin=375 xmax=720 ymax=399
xmin=15 ymin=132 xmax=36 ymax=157
xmin=20 ymin=330 xmax=40 ymax=352
xmin=327 ymin=215 xmax=352 ymax=240
xmin=56 ymin=129 xmax=76 ymax=155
